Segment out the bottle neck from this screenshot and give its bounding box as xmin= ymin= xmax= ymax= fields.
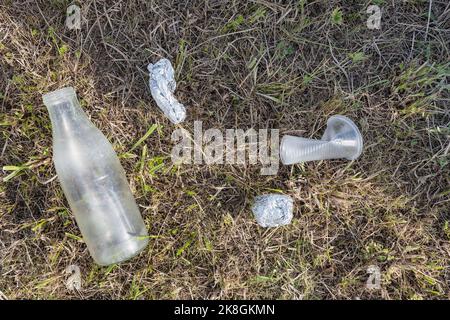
xmin=46 ymin=97 xmax=92 ymax=138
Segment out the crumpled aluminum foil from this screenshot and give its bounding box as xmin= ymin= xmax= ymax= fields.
xmin=147 ymin=59 xmax=186 ymax=124
xmin=252 ymin=194 xmax=294 ymax=228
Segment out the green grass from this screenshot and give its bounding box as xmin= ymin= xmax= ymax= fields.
xmin=0 ymin=1 xmax=449 ymax=300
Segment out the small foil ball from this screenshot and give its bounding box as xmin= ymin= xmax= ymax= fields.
xmin=252 ymin=194 xmax=294 ymax=228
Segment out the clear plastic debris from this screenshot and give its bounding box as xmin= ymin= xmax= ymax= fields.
xmin=147 ymin=58 xmax=186 ymax=124
xmin=43 ymin=87 xmax=148 ymax=266
xmin=65 ymin=265 xmax=82 ymax=290
xmin=280 ymin=115 xmax=363 ymax=165
xmin=252 ymin=194 xmax=294 ymax=228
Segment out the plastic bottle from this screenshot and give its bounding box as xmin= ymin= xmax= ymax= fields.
xmin=43 ymin=87 xmax=148 ymax=265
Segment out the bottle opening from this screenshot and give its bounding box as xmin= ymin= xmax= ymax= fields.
xmin=42 ymin=87 xmax=77 ymax=107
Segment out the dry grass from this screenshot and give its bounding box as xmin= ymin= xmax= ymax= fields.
xmin=0 ymin=0 xmax=449 ymax=299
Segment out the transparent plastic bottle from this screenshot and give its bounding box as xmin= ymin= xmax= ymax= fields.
xmin=43 ymin=87 xmax=148 ymax=266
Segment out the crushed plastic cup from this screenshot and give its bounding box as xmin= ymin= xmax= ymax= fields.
xmin=280 ymin=115 xmax=363 ymax=165
xmin=147 ymin=58 xmax=186 ymax=124
xmin=252 ymin=194 xmax=294 ymax=228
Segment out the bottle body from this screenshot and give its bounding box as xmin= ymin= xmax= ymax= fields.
xmin=44 ymin=87 xmax=148 ymax=265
